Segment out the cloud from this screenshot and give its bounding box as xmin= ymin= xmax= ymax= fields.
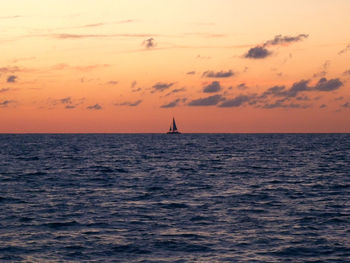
xmin=314 ymin=78 xmax=343 ymax=91
xmin=87 ymin=104 xmax=102 ymax=110
xmin=237 ymin=83 xmax=248 ymax=90
xmin=143 ymin=38 xmax=156 ymax=49
xmin=338 ymin=44 xmax=350 ymax=55
xmin=219 ymin=94 xmax=255 ymax=108
xmin=0 ymin=15 xmax=22 ymax=19
xmin=202 ymin=70 xmax=234 ymax=78
xmin=260 ymin=80 xmax=310 ymax=99
xmin=165 ymin=88 xmax=186 ymax=96
xmin=47 ymin=97 xmax=84 ymax=109
xmin=132 ymin=88 xmax=142 ymax=93
xmin=264 ymin=34 xmax=309 ymax=46
xmin=245 ymin=46 xmax=271 ymax=59
xmin=151 ymin=82 xmax=174 ymax=93
xmin=203 ymin=81 xmax=221 ymax=93
xmin=7 ymin=75 xmax=17 ymax=83
xmin=188 ymin=94 xmax=222 ymax=106
xmin=0 ymin=88 xmax=10 ymax=93
xmin=52 ymin=33 xmax=154 ymax=39
xmin=313 ymin=61 xmax=330 ymax=78
xmin=244 ymin=34 xmax=308 ymax=59
xmin=60 ymin=97 xmax=72 ymax=104
xmin=296 ymin=95 xmax=311 ymax=101
xmin=106 ymin=81 xmax=118 ymax=85
xmin=117 ymin=100 xmax=142 ymax=106
xmin=64 ymin=19 xmax=135 ymax=29
xmin=0 ymin=100 xmax=15 ymax=107
xmin=259 ymin=85 xmax=287 ymax=99
xmin=0 ymin=66 xmax=21 ymax=73
xmin=343 ymin=70 xmax=350 ymax=76
xmin=342 ymin=102 xmax=350 ymax=108
xmin=259 ymin=78 xmax=341 ymax=101
xmin=65 ymin=105 xmax=76 ymax=109
xmin=186 ymin=71 xmax=196 ymax=75
xmin=262 ymin=100 xmax=310 ymax=109
xmin=285 ymin=80 xmax=311 ymax=97
xmin=130 ymin=81 xmax=141 ymax=92
xmin=51 ymin=63 xmax=110 ymax=72
xmin=161 ymin=98 xmax=181 ymax=108
xmin=131 ymin=81 xmax=137 ymax=88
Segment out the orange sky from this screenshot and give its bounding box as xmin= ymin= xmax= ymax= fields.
xmin=1 ymin=0 xmax=350 ymax=132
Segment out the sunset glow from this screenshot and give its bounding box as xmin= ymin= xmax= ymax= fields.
xmin=1 ymin=0 xmax=350 ymax=132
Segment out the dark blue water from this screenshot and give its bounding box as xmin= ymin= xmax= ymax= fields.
xmin=0 ymin=134 xmax=349 ymax=262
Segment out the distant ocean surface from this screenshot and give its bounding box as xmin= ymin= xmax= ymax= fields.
xmin=0 ymin=134 xmax=349 ymax=262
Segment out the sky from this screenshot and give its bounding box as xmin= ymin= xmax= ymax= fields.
xmin=1 ymin=0 xmax=350 ymax=133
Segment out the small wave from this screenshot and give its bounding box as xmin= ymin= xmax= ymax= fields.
xmin=112 ymin=244 xmax=151 ymax=254
xmin=44 ymin=220 xmax=81 ymax=229
xmin=0 ymin=196 xmax=26 ymax=204
xmin=154 ymin=240 xmax=212 ymax=252
xmin=19 ymin=216 xmax=33 ymax=222
xmin=161 ymin=202 xmax=189 ymax=209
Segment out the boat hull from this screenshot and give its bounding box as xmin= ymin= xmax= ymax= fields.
xmin=166 ymin=131 xmax=181 ymax=134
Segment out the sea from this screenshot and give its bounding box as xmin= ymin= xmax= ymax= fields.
xmin=0 ymin=134 xmax=349 ymax=262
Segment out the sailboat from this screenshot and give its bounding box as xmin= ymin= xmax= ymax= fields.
xmin=167 ymin=117 xmax=181 ymax=134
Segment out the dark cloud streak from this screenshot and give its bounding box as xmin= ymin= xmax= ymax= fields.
xmin=151 ymin=82 xmax=174 ymax=93
xmin=87 ymin=104 xmax=102 ymax=110
xmin=188 ymin=95 xmax=222 ymax=106
xmin=202 ymin=70 xmax=234 ymax=78
xmin=161 ymin=99 xmax=181 ymax=108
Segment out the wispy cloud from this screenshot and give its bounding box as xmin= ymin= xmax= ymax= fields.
xmin=0 ymin=15 xmax=22 ymax=19
xmin=116 ymin=100 xmax=142 ymax=107
xmin=188 ymin=94 xmax=223 ymax=106
xmin=52 ymin=33 xmax=155 ymax=39
xmin=342 ymin=102 xmax=350 ymax=108
xmin=219 ymin=94 xmax=256 ymax=108
xmin=343 ymin=70 xmax=350 ymax=76
xmin=47 ymin=97 xmax=85 ymax=109
xmin=87 ymin=104 xmax=102 ymax=110
xmin=338 ymin=44 xmax=350 ymax=55
xmin=244 ymin=34 xmax=309 ymax=59
xmin=0 ymin=100 xmax=16 ymax=107
xmin=202 ymin=70 xmax=234 ymax=78
xmin=0 ymin=88 xmax=10 ymax=93
xmin=60 ymin=97 xmax=72 ymax=104
xmin=264 ymin=34 xmax=309 ymax=47
xmin=0 ymin=66 xmax=21 ymax=73
xmin=60 ymin=19 xmax=135 ymax=30
xmin=262 ymin=101 xmax=310 ymax=109
xmin=165 ymin=88 xmax=186 ymax=96
xmin=151 ymin=82 xmax=174 ymax=93
xmin=237 ymin=83 xmax=248 ymax=90
xmin=51 ymin=63 xmax=110 ymax=72
xmin=161 ymin=98 xmax=181 ymax=108
xmin=313 ymin=61 xmax=330 ymax=78
xmin=106 ymin=81 xmax=118 ymax=85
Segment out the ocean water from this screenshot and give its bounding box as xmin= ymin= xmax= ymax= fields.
xmin=0 ymin=134 xmax=349 ymax=262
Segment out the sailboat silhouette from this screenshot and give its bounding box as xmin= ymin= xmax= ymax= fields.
xmin=166 ymin=117 xmax=181 ymax=134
